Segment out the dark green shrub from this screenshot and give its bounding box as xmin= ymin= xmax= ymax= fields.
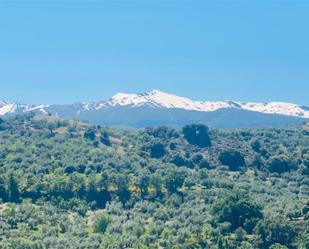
xmin=213 ymin=191 xmax=263 ymax=233
xmin=255 ymin=219 xmax=297 ymax=248
xmin=150 ymin=143 xmax=166 ymax=158
xmin=93 ymin=212 xmax=112 ymax=233
xmin=182 ymin=124 xmax=211 ymax=148
xmin=267 ymin=156 xmax=294 ymax=173
xmin=84 ymin=128 xmax=96 ymax=140
xmin=219 ymin=151 xmax=246 ymax=171
xmin=100 ymin=131 xmax=111 ymax=146
xmin=171 ymin=153 xmax=186 ymax=166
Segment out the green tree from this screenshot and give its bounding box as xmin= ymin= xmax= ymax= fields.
xmin=255 ymin=219 xmax=297 ymax=249
xmin=7 ymin=174 xmax=20 ymax=203
xmin=267 ymin=155 xmax=294 ymax=173
xmin=93 ymin=212 xmax=112 ymax=233
xmin=165 ymin=168 xmax=187 ymax=194
xmin=237 ymin=241 xmax=255 ymax=249
xmin=150 ymin=143 xmax=166 ymax=158
xmin=2 ymin=238 xmax=44 ymax=249
xmin=219 ymin=151 xmax=246 ymax=171
xmin=100 ymin=131 xmax=112 ymax=146
xmin=84 ymin=128 xmax=96 ymax=141
xmin=47 ymin=122 xmax=58 ymax=135
xmin=269 ymin=244 xmax=288 ymax=249
xmin=182 ymin=124 xmax=211 ymax=148
xmin=0 ymin=176 xmax=7 ymax=202
xmin=213 ymin=191 xmax=263 ymax=233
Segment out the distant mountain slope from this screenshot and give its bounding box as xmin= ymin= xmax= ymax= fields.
xmin=70 ymin=105 xmax=308 ymax=128
xmin=1 ymin=90 xmax=308 ymax=127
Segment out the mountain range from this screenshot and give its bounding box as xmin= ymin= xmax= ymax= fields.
xmin=1 ymin=90 xmax=308 ymax=128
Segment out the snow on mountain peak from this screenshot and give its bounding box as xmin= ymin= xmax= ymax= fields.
xmin=144 ymin=89 xmax=199 ymax=109
xmin=0 ymin=90 xmax=308 ymax=119
xmin=107 ymin=90 xmax=309 ymax=118
xmin=240 ymin=101 xmax=309 ymax=118
xmin=0 ymin=101 xmax=17 ymax=115
xmin=107 ymin=90 xmax=231 ymax=111
xmin=0 ymin=100 xmax=50 ymax=116
xmin=110 ymin=92 xmax=145 ymax=106
xmin=109 ymin=89 xmax=203 ymax=110
xmin=112 ymin=92 xmax=139 ymax=100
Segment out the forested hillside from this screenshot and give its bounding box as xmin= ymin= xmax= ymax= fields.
xmin=0 ymin=114 xmax=308 ymax=249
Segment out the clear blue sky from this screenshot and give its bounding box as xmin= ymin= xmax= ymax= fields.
xmin=0 ymin=1 xmax=308 ymax=105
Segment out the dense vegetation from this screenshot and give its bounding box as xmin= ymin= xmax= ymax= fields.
xmin=0 ymin=114 xmax=308 ymax=249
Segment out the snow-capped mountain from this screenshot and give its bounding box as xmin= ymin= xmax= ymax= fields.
xmin=0 ymin=101 xmax=49 ymax=116
xmin=0 ymin=100 xmax=16 ymax=115
xmin=104 ymin=90 xmax=233 ymax=112
xmin=65 ymin=89 xmax=308 ymax=119
xmin=98 ymin=90 xmax=309 ymax=118
xmin=0 ymin=90 xmax=308 ymax=128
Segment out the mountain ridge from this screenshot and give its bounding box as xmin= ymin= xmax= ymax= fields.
xmin=1 ymin=90 xmax=308 ymax=128
xmin=1 ymin=89 xmax=308 ymax=117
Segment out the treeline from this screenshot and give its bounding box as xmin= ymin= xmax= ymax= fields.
xmin=0 ymin=114 xmax=308 ymax=249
